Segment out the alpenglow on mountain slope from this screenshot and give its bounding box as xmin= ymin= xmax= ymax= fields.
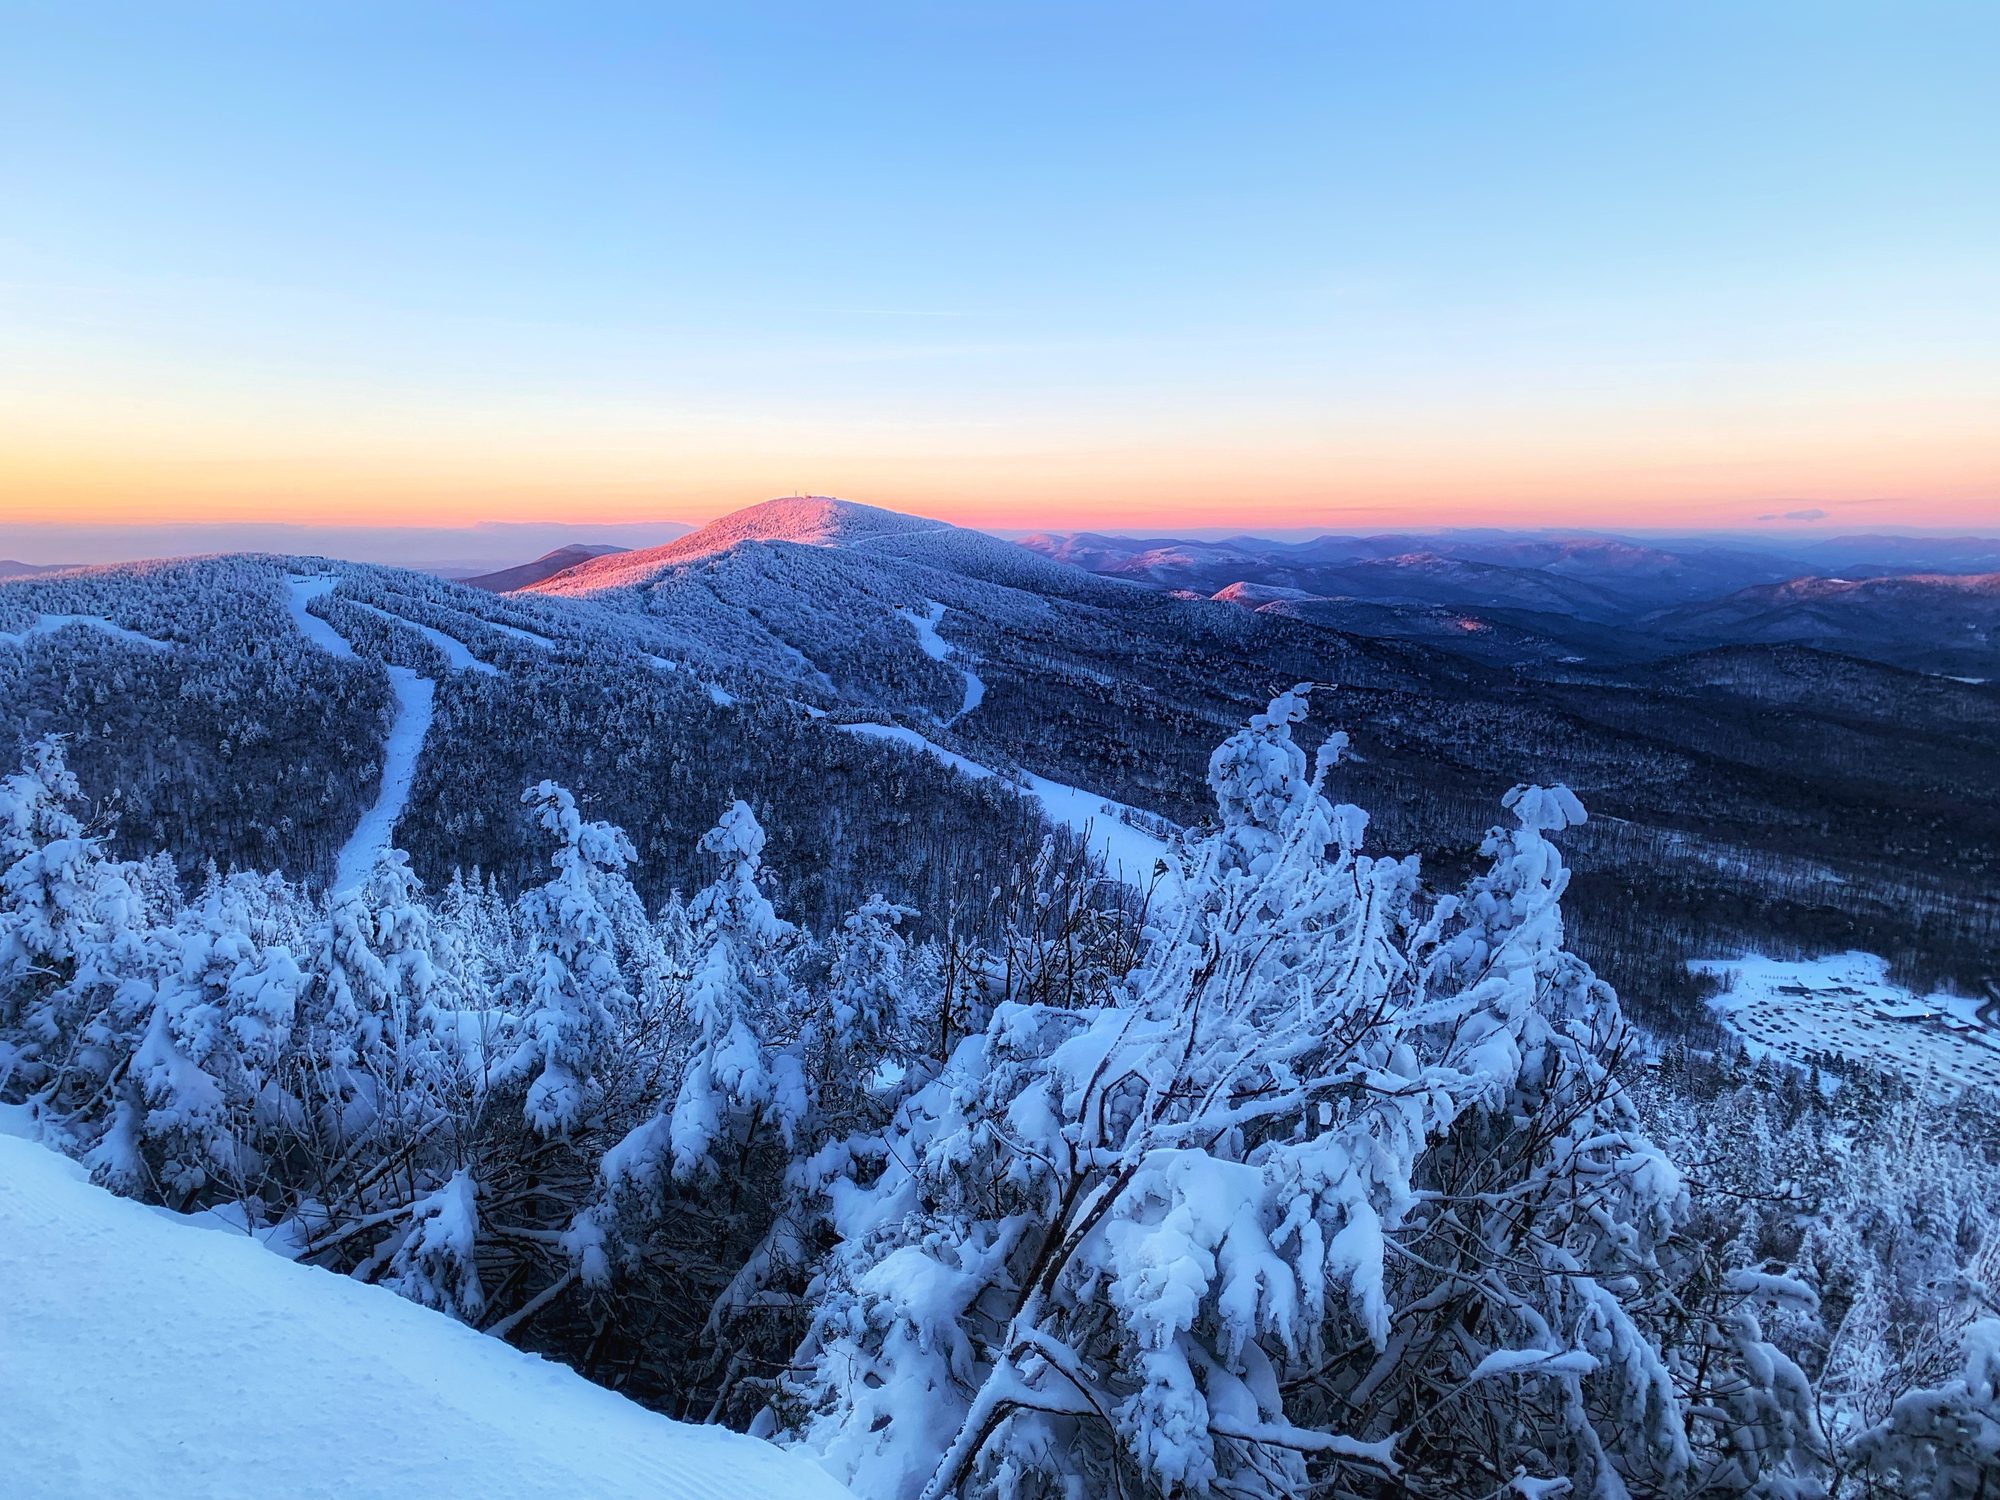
xmin=3 ymin=496 xmax=1999 ymax=1498
xmin=531 ymin=493 xmax=1133 ymax=602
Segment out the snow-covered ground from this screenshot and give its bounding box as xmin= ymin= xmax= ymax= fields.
xmin=0 ymin=613 xmax=174 ymax=651
xmin=839 ymin=722 xmax=1171 ymax=883
xmin=333 ymin=667 xmax=436 ymax=894
xmin=896 ymin=601 xmax=984 ymax=720
xmin=0 ymin=1134 xmax=852 ymax=1500
xmin=1693 ymin=951 xmax=2000 ymax=1096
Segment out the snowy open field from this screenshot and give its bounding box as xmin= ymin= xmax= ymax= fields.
xmin=1692 ymin=951 xmax=2000 ymax=1096
xmin=0 ymin=1132 xmax=851 ymax=1500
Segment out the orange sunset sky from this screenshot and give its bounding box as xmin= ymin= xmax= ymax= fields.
xmin=3 ymin=5 xmax=1996 ymax=539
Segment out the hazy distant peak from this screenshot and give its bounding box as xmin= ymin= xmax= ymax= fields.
xmin=459 ymin=543 xmax=629 ymax=593
xmin=0 ymin=559 xmax=78 ymax=581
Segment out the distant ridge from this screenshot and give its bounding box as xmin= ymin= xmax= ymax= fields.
xmin=461 ymin=543 xmax=628 ymax=593
xmin=0 ymin=559 xmax=76 ymax=581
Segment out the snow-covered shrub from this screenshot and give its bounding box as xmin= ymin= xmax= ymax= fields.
xmin=771 ymin=689 xmax=1812 ymax=1499
xmin=1849 ymin=1316 xmax=2000 ymax=1498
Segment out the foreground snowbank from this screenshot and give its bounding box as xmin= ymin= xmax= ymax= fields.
xmin=0 ymin=1134 xmax=851 ymax=1500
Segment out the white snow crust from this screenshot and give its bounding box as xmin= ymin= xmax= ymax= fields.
xmin=0 ymin=1132 xmax=853 ymax=1500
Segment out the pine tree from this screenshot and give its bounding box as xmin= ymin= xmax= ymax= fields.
xmin=310 ymin=848 xmax=460 ymax=1149
xmin=117 ymin=871 xmax=310 ymax=1204
xmin=502 ymin=781 xmax=638 ymax=1136
xmin=667 ymin=800 xmax=804 ymax=1182
xmin=567 ymin=800 xmax=801 ymax=1287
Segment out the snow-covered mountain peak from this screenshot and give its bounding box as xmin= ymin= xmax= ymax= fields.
xmin=523 ymin=494 xmax=1133 ymax=610
xmin=529 ymin=496 xmax=948 ymax=593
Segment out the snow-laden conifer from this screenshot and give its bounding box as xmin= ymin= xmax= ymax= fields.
xmin=774 ymin=688 xmax=1750 ymax=1500
xmin=502 ymin=781 xmax=638 ymax=1135
xmin=568 ymin=800 xmax=800 ymax=1287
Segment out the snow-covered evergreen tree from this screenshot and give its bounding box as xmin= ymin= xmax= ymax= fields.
xmin=109 ymin=870 xmax=311 ymax=1203
xmin=386 ymin=1168 xmax=488 ymax=1323
xmin=567 ymin=800 xmax=802 ymax=1287
xmin=0 ymin=736 xmax=158 ymax=1098
xmin=309 ymin=848 xmax=461 ymax=1148
xmin=667 ymin=800 xmax=804 ymax=1181
xmin=772 ymin=689 xmax=1809 ymax=1500
xmin=501 ymin=781 xmax=639 ymax=1135
xmin=814 ymin=894 xmax=919 ymax=1071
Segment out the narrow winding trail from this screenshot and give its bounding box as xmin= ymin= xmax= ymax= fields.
xmin=285 ymin=575 xmax=437 ymax=893
xmin=896 ymin=600 xmax=985 ymax=721
xmin=331 ymin=668 xmax=435 ymax=894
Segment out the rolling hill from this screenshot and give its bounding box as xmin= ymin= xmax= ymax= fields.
xmin=2 ymin=497 xmax=1996 ymax=1032
xmin=460 ymin=543 xmax=628 ymax=592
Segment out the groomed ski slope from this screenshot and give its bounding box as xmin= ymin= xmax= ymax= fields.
xmin=350 ymin=601 xmax=502 ymax=675
xmin=332 ymin=667 xmax=436 ymax=894
xmin=895 ymin=600 xmax=985 ymax=719
xmin=284 ymin=573 xmax=356 ymax=658
xmin=0 ymin=1133 xmax=854 ymax=1500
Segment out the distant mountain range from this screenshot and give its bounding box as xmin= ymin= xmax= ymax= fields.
xmin=1017 ymin=527 xmax=2000 ymax=676
xmin=0 ymin=520 xmax=693 ymax=575
xmin=4 ymin=494 xmax=1996 ymax=1039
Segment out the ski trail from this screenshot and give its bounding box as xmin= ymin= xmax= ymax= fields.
xmin=285 ymin=575 xmax=438 ymax=892
xmin=837 ymin=722 xmax=1171 ymax=886
xmin=476 ymin=616 xmax=555 ymax=649
xmin=350 ymin=602 xmax=501 ymax=676
xmin=333 ymin=668 xmax=435 ymax=894
xmin=0 ymin=614 xmax=175 ymax=651
xmin=640 ymin=653 xmax=736 ymax=705
xmin=284 ymin=575 xmax=355 ymax=659
xmin=896 ymin=601 xmax=984 ymax=721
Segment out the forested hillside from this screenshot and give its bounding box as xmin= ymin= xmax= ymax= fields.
xmin=3 ymin=499 xmax=1998 ymax=1496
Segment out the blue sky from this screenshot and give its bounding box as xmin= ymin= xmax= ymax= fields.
xmin=2 ymin=1 xmax=1995 ymax=532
